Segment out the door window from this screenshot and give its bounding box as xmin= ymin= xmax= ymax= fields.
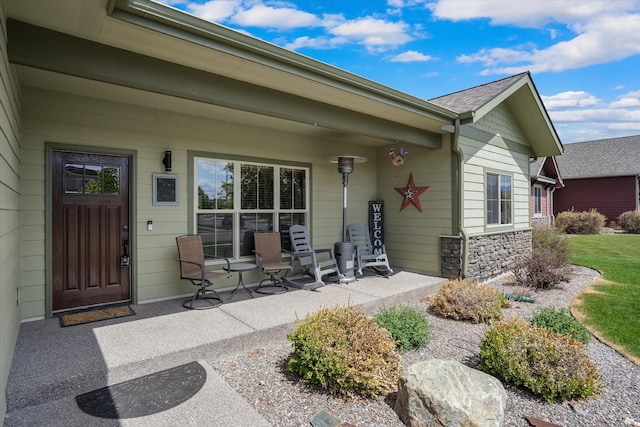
xmin=65 ymin=163 xmax=120 ymax=194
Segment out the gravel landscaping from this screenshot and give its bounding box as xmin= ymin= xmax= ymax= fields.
xmin=213 ymin=266 xmax=640 ymax=427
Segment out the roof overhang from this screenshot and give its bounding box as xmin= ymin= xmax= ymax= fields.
xmin=6 ymin=0 xmax=457 ymax=148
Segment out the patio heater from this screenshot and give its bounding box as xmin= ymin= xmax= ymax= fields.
xmin=329 ymin=154 xmax=367 ymax=283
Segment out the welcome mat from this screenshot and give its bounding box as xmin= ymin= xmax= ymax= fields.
xmin=76 ymin=361 xmax=207 ymax=419
xmin=59 ymin=305 xmax=135 ymax=327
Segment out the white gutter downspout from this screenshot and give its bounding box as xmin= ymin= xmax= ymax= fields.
xmin=452 ymin=118 xmax=469 ymax=278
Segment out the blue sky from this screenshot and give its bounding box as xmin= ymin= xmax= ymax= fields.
xmin=157 ymin=0 xmax=640 ymax=144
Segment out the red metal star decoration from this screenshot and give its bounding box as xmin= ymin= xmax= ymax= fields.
xmin=394 ymin=173 xmax=429 ymax=212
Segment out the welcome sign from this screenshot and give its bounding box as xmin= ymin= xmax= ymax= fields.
xmin=369 ymin=201 xmax=384 ymax=253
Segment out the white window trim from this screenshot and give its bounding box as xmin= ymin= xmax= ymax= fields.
xmin=486 ymin=171 xmax=513 ymax=228
xmin=533 ymin=184 xmax=543 ymax=217
xmin=194 ymin=156 xmax=309 ymax=261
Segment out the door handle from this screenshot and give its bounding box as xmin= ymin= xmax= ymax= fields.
xmin=121 ymin=237 xmax=130 ymax=267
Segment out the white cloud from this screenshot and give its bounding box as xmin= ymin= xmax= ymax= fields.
xmin=457 ymin=45 xmax=536 ymax=68
xmin=178 ymin=1 xmax=416 ymax=54
xmin=541 ymin=91 xmax=599 ymax=110
xmin=610 ymin=98 xmax=640 ymax=108
xmin=389 ymin=50 xmax=432 ymax=62
xmin=465 ymin=13 xmax=640 ymax=74
xmin=387 ymin=0 xmax=430 ymax=8
xmin=435 ymin=0 xmax=640 ymax=74
xmin=284 ymin=35 xmax=349 ymax=50
xmin=329 ymin=18 xmax=413 ymax=53
xmin=185 ymin=0 xmax=242 ymax=22
xmin=609 ymin=91 xmax=640 ymax=108
xmin=430 ymin=0 xmax=637 ymax=27
xmin=153 ymin=0 xmax=189 ymax=6
xmin=541 ymin=89 xmax=640 ymax=142
xmin=549 ymin=108 xmax=640 ymax=123
xmin=230 ymin=3 xmax=321 ymax=29
xmin=607 ymin=122 xmax=640 ymax=130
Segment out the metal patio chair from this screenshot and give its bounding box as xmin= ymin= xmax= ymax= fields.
xmin=347 ymin=223 xmax=393 ymax=276
xmin=288 ymin=224 xmax=344 ymax=286
xmin=176 ymin=234 xmax=231 ymax=309
xmin=253 ymin=232 xmax=293 ymax=294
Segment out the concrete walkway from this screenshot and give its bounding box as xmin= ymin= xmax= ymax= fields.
xmin=3 ymin=270 xmax=445 ymax=426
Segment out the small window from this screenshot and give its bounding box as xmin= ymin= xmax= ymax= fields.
xmin=533 ymin=186 xmax=542 ymax=216
xmin=487 ymin=172 xmax=512 ymax=225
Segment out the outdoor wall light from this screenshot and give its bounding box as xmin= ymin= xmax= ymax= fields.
xmin=162 ymin=150 xmax=172 ymax=172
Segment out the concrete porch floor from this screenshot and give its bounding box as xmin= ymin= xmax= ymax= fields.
xmin=4 ymin=270 xmax=445 ymax=426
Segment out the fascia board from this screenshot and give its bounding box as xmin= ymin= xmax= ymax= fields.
xmin=550 ymin=156 xmax=564 ymax=185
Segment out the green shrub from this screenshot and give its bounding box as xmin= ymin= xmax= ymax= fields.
xmin=286 ymin=304 xmax=400 ymax=398
xmin=531 ymin=307 xmax=591 ymax=344
xmin=428 ymin=279 xmax=506 ymax=324
xmin=478 ymin=317 xmax=601 ymax=403
xmin=374 ymin=305 xmax=430 ymax=351
xmin=555 ymin=209 xmax=605 ymax=234
xmin=618 ymin=210 xmax=640 ymax=234
xmin=512 ymin=251 xmax=571 ymax=289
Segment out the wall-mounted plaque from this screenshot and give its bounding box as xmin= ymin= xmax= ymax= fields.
xmin=153 ymin=173 xmax=179 ymax=206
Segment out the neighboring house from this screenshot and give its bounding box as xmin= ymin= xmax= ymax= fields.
xmin=0 ymin=0 xmax=562 ymax=417
xmin=530 ymin=156 xmax=564 ymax=227
xmin=554 ymin=136 xmax=640 ymax=223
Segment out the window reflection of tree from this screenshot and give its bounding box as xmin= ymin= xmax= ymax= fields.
xmin=83 ymin=166 xmax=119 ymax=194
xmin=65 ymin=164 xmax=119 ymax=194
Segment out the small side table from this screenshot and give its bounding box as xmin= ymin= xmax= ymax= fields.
xmin=224 ymin=262 xmax=257 ymax=299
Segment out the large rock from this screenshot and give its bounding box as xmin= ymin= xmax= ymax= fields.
xmin=395 ymin=359 xmax=506 ymax=427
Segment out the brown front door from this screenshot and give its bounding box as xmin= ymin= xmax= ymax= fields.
xmin=52 ymin=151 xmax=131 ymax=311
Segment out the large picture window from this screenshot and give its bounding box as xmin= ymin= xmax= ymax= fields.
xmin=486 ymin=172 xmax=512 ymax=226
xmin=195 ymin=157 xmax=308 ymax=259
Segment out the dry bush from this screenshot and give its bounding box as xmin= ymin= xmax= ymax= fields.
xmin=555 ymin=209 xmax=605 ymax=234
xmin=532 ymin=226 xmax=570 ymax=265
xmin=478 ymin=317 xmax=601 ymax=403
xmin=512 ymin=251 xmax=572 ymax=290
xmin=513 ymin=226 xmax=572 ymax=289
xmin=618 ymin=210 xmax=640 ymax=234
xmin=428 ymin=278 xmax=506 ymax=324
xmin=287 ymin=303 xmax=401 ymax=398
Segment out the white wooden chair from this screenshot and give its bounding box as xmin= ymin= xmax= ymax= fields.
xmin=347 ymin=223 xmax=393 ymax=276
xmin=288 ymin=225 xmax=344 ymax=286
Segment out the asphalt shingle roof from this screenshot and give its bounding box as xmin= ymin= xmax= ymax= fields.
xmin=429 ymin=72 xmax=529 ymax=113
xmin=530 ymin=157 xmax=545 ymax=179
xmin=555 ymin=135 xmax=640 ymax=179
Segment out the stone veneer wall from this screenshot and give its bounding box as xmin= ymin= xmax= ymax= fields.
xmin=531 ymin=216 xmax=552 ymax=228
xmin=440 ymin=235 xmax=462 ymax=279
xmin=467 ymin=230 xmax=532 ymax=281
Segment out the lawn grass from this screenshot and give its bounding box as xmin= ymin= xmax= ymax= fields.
xmin=569 ymin=234 xmax=640 ymax=360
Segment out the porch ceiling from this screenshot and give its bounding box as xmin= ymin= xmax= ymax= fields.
xmin=6 ymin=0 xmax=455 ymax=148
xmin=17 ymin=65 xmax=394 ymax=147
